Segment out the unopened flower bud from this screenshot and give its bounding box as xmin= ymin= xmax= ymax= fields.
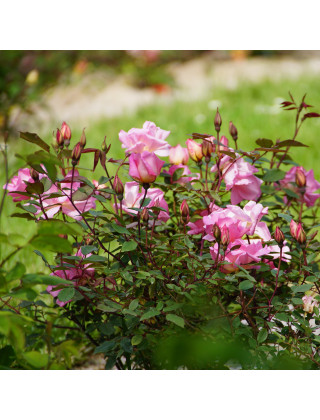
xmin=214 ymin=108 xmax=222 ymax=133
xmin=186 ymin=139 xmax=203 ymax=163
xmin=212 ymin=224 xmax=221 ymax=242
xmin=30 ymin=167 xmax=39 ymax=182
xmin=202 ymin=138 xmax=214 ymax=158
xmin=274 ymin=226 xmax=285 ymax=246
xmin=56 ymin=128 xmax=64 ymax=149
xmin=295 ymin=167 xmax=306 ymax=188
xmin=296 ymin=224 xmax=307 ymax=245
xmin=220 ymin=225 xmax=230 ymax=249
xmin=113 ymin=175 xmax=124 ymax=199
xmin=141 ymin=207 xmax=149 ymax=223
xmin=101 ymin=137 xmax=111 ymax=153
xmin=290 ymin=219 xmax=299 ymax=239
xmin=80 ymin=128 xmax=86 ymax=149
xmin=180 ymin=199 xmax=190 ymax=223
xmin=152 ymin=198 xmax=161 ymax=217
xmin=229 ymin=121 xmax=238 ymax=141
xmin=61 ymin=121 xmax=71 ymax=142
xmin=71 ymin=142 xmax=82 ymax=166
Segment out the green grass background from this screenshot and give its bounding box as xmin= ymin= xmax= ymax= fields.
xmin=2 ymin=75 xmax=320 ymax=272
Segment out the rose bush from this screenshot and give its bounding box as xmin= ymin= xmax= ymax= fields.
xmin=2 ymin=95 xmax=320 ymax=369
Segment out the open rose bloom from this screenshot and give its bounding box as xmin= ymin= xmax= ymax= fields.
xmin=119 ymin=121 xmax=170 ymax=156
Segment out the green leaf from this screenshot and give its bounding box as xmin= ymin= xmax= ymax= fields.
xmin=26 ymin=181 xmax=44 ymax=195
xmin=22 ymin=274 xmax=73 ymax=286
xmin=31 ymin=235 xmax=72 ymax=254
xmin=263 ymin=169 xmax=286 ymax=182
xmin=184 ymin=236 xmax=194 ymax=249
xmin=20 ymin=132 xmax=50 ymax=152
xmin=81 ymin=245 xmax=98 ymax=255
xmin=120 ymin=338 xmax=133 ymax=354
xmin=111 ymin=223 xmax=130 ymax=235
xmin=239 ymin=280 xmax=254 ymax=291
xmin=129 ymin=299 xmax=139 ymax=311
xmin=166 ymin=314 xmax=185 ymax=328
xmin=278 ymin=213 xmax=292 ymax=223
xmin=122 ymin=241 xmax=138 ymax=252
xmin=131 ymin=335 xmax=143 ymax=346
xmin=6 ymin=262 xmax=26 ymax=282
xmin=58 ymin=287 xmax=75 ymax=302
xmin=23 ymin=351 xmax=49 ymax=369
xmin=84 ymin=255 xmax=106 ymax=262
xmin=291 ymin=284 xmax=313 ymax=293
xmin=94 ymin=340 xmax=116 ymax=355
xmin=140 ymin=309 xmax=160 ymax=321
xmin=257 ymin=328 xmax=268 ymax=344
xmin=37 ymin=220 xmax=83 ymax=236
xmin=72 ymin=185 xmax=94 ymax=201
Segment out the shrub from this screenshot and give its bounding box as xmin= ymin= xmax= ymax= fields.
xmin=2 ymin=94 xmax=320 ymax=369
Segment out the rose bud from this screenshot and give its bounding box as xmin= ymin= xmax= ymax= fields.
xmin=296 ymin=224 xmax=307 ymax=245
xmin=30 ymin=167 xmax=39 ymax=182
xmin=141 ymin=207 xmax=150 ymax=224
xmin=290 ymin=219 xmax=299 ymax=239
xmin=180 ymin=199 xmax=190 ymax=223
xmin=212 ymin=224 xmax=221 ymax=242
xmin=202 ymin=138 xmax=214 ymax=159
xmin=295 ymin=167 xmax=306 ymax=188
xmin=56 ymin=128 xmax=64 ymax=149
xmin=220 ymin=225 xmax=230 ymax=249
xmin=214 ymin=108 xmax=222 ymax=133
xmin=61 ymin=121 xmax=71 ymax=141
xmin=101 ymin=137 xmax=111 ymax=153
xmin=186 ymin=139 xmax=203 ymax=163
xmin=80 ymin=128 xmax=86 ymax=149
xmin=169 ymin=144 xmax=189 ymax=165
xmin=229 ymin=121 xmax=238 ymax=141
xmin=71 ymin=142 xmax=82 ymax=166
xmin=274 ymin=226 xmax=285 ymax=246
xmin=113 ymin=175 xmax=124 ymax=199
xmin=129 ymin=151 xmax=165 ymax=184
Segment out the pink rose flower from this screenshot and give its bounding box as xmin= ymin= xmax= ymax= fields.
xmin=121 ymin=181 xmax=169 ymax=224
xmin=210 ymin=239 xmax=270 ymax=273
xmin=129 ymin=151 xmax=165 ymax=184
xmin=280 ymin=166 xmax=320 ymax=207
xmin=40 ymin=170 xmax=96 ymax=220
xmin=169 ymin=145 xmax=189 ymax=165
xmin=212 ymin=154 xmax=262 ymax=205
xmin=119 ymin=121 xmax=170 ymax=156
xmin=47 ymin=249 xmax=95 ymax=307
xmin=4 ymin=168 xmax=34 ymax=202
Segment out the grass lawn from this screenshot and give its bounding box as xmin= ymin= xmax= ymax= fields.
xmin=2 ymin=74 xmax=320 ymax=272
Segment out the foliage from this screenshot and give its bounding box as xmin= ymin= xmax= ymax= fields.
xmin=2 ymin=93 xmax=320 ymax=369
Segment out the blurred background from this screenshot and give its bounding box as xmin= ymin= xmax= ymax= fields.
xmin=2 ymin=49 xmax=320 ymax=271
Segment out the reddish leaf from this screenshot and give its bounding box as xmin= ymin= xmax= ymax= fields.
xmin=93 ymin=150 xmax=100 ymax=171
xmin=256 ymin=138 xmax=273 ymax=148
xmin=276 ymin=140 xmax=308 ymax=148
xmin=303 ymin=112 xmax=320 ymax=119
